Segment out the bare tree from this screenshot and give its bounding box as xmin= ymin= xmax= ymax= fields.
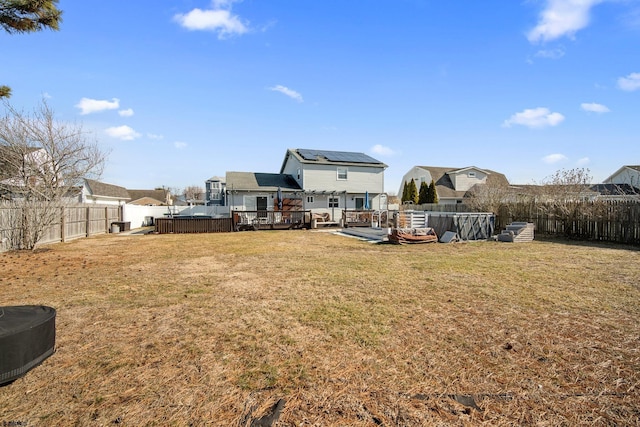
xmin=465 ymin=173 xmax=513 ymax=213
xmin=533 ymin=168 xmax=606 ymax=237
xmin=183 ymin=185 xmax=204 ymax=202
xmin=0 ymin=99 xmax=107 ymax=249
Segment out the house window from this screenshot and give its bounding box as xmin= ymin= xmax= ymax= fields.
xmin=307 ymin=196 xmax=314 ymax=203
xmin=468 ymin=172 xmax=476 ymax=178
xmin=297 ymin=168 xmax=301 ymax=180
xmin=209 ymin=182 xmax=221 ymax=200
xmin=337 ymin=167 xmax=348 ymax=180
xmin=355 ymin=197 xmax=364 ymax=210
xmin=329 ymin=197 xmax=339 ymax=208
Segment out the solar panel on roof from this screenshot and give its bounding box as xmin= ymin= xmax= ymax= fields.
xmin=297 ymin=149 xmax=322 ymax=160
xmin=296 ymin=149 xmax=381 ymax=164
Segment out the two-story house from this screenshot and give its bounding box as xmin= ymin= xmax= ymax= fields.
xmin=205 ymin=176 xmax=226 ymax=206
xmin=280 ymin=149 xmax=387 ymax=219
xmin=225 ymin=148 xmax=388 ymax=221
xmin=399 ymin=166 xmax=509 ymax=204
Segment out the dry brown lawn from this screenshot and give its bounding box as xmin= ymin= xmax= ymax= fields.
xmin=1 ymin=230 xmax=639 ymax=426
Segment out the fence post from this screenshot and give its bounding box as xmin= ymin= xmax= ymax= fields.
xmin=60 ymin=206 xmax=66 ymax=243
xmin=86 ymin=206 xmax=91 ymax=237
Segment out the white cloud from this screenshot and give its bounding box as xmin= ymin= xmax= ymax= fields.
xmin=580 ymin=102 xmax=610 ymax=113
xmin=147 ymin=133 xmax=164 ymax=140
xmin=76 ymin=97 xmax=120 ymax=115
xmin=502 ymin=107 xmax=565 ymax=128
xmin=269 ymin=85 xmax=303 ymax=102
xmin=534 ymin=48 xmax=566 ymax=59
xmin=370 ymin=144 xmax=395 ymax=156
xmin=174 ymin=141 xmax=188 ymax=149
xmin=543 ymin=153 xmax=568 ymax=164
xmin=577 ymin=157 xmax=591 ymax=166
xmin=174 ymin=0 xmax=248 ymax=39
xmin=118 ymin=108 xmax=134 ymax=117
xmin=528 ymin=0 xmax=604 ymax=43
xmin=105 ymin=125 xmax=141 ymax=141
xmin=617 ymin=72 xmax=640 ymax=91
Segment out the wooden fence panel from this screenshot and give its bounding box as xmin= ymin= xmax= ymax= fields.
xmin=65 ymin=206 xmax=88 ymax=240
xmin=496 ymin=200 xmax=640 ymax=245
xmin=405 ymin=200 xmax=639 ymax=245
xmin=0 ymin=204 xmax=123 ymax=251
xmin=154 ymin=218 xmax=234 ymax=234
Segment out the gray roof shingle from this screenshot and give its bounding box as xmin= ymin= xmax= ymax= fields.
xmin=85 ymin=179 xmax=131 ymax=200
xmin=226 ymin=172 xmax=302 ymax=192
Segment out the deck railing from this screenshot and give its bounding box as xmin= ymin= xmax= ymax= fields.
xmin=343 ymin=210 xmax=389 ymax=227
xmin=233 ymin=210 xmax=310 ymax=230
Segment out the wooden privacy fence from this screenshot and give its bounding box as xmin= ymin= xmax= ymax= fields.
xmin=401 ymin=200 xmax=639 ymax=245
xmin=0 ymin=204 xmax=122 ymax=251
xmin=497 ymin=200 xmax=640 ymax=245
xmin=154 ymin=217 xmax=234 ymax=234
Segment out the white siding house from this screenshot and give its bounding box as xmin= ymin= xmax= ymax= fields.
xmin=603 ymin=166 xmax=640 ymax=190
xmin=80 ymin=179 xmax=130 ymax=205
xmin=225 ymin=172 xmax=303 ymax=212
xmin=280 ymin=149 xmax=387 ymax=219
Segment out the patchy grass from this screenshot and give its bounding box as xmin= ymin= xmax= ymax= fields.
xmin=1 ymin=230 xmax=639 ymax=426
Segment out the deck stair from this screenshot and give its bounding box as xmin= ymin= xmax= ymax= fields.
xmin=497 ymin=222 xmax=535 ymax=242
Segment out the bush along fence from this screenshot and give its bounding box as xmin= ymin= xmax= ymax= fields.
xmin=0 ymin=204 xmax=122 ymax=252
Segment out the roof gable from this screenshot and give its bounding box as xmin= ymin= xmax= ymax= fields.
xmin=603 ymin=165 xmax=640 ymax=184
xmin=84 ymin=179 xmax=130 ymax=200
xmin=447 ymin=166 xmax=489 ymax=176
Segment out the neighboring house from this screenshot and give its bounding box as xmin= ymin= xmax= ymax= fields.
xmin=602 ymin=165 xmax=640 ymax=192
xmin=205 ymin=176 xmax=226 ymax=206
xmin=81 ymin=179 xmax=131 ymax=205
xmin=127 ymin=189 xmax=172 ymax=206
xmin=399 ymin=166 xmax=509 ymax=204
xmin=279 ymin=148 xmax=388 ymax=219
xmin=226 ymin=172 xmax=303 ymax=213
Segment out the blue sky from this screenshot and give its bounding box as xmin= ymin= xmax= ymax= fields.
xmin=2 ymin=0 xmax=639 ymax=193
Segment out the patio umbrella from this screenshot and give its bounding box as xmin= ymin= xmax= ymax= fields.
xmin=277 ymin=187 xmax=283 ymax=210
xmin=364 ymin=191 xmax=370 ymax=210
